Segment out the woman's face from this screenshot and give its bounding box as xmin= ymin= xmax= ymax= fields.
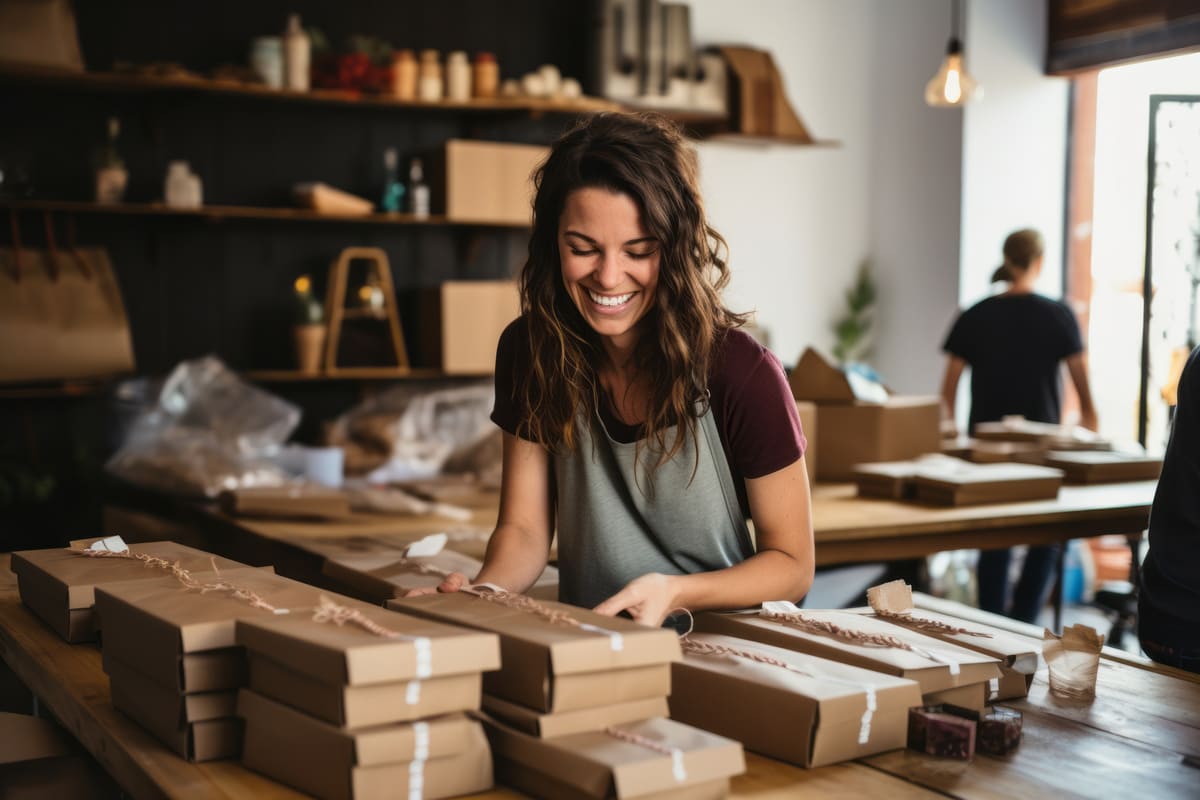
xmin=558 ymin=187 xmax=660 ymax=354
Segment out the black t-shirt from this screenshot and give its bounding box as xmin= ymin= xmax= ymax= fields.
xmin=1142 ymin=345 xmax=1200 ymax=627
xmin=942 ymin=293 xmax=1084 ymax=431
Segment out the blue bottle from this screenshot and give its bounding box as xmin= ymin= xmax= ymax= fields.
xmin=380 ymin=147 xmax=405 ymax=212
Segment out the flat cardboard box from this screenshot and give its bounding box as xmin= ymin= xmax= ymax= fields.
xmin=248 ymin=653 xmax=483 ymax=728
xmin=94 ymin=568 xmax=334 ymax=690
xmin=103 ymin=641 xmax=245 ymax=694
xmin=106 ymin=656 xmax=237 ymax=724
xmin=482 ymin=714 xmax=745 ymax=799
xmin=236 ymin=599 xmax=499 ymax=685
xmin=852 ymin=461 xmax=920 ymax=499
xmin=811 ymin=398 xmax=942 ymax=481
xmin=239 ymin=689 xmax=477 ymax=765
xmin=973 ymin=418 xmax=1112 ymax=451
xmin=796 ymin=400 xmax=817 ymax=486
xmin=109 ymin=678 xmax=241 ymax=762
xmin=241 ymin=691 xmax=493 ymax=800
xmin=1043 ymin=451 xmax=1163 ymax=484
xmin=668 ymin=633 xmax=921 ymax=768
xmin=218 ymin=485 xmax=351 ymax=519
xmin=439 ymin=139 xmax=547 ymax=225
xmin=390 ymin=592 xmax=680 ymax=712
xmin=482 ymin=694 xmax=670 ymax=739
xmin=967 ymin=440 xmax=1046 ymax=464
xmin=10 ymin=542 xmax=248 ymax=642
xmin=322 ymin=549 xmax=486 ymax=602
xmin=911 ymin=462 xmax=1064 ymax=506
xmin=695 ymin=609 xmax=1001 ymax=695
xmin=406 ymin=281 xmax=520 ymax=374
xmin=923 ymin=682 xmax=988 ymax=712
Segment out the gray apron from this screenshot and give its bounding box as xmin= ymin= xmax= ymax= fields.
xmin=553 ymin=404 xmax=755 ymax=609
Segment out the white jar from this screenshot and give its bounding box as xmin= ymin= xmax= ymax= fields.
xmin=165 ymin=161 xmax=201 ymax=209
xmin=445 ymin=51 xmax=471 ymax=101
xmin=250 ymin=36 xmax=284 ymax=89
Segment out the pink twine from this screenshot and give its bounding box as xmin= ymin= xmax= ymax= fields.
xmin=680 ymin=637 xmax=814 ymax=676
xmin=873 ymin=609 xmax=994 ymax=639
xmin=604 ymin=726 xmax=679 ymax=758
xmin=466 ymin=586 xmax=582 ymax=628
xmin=310 ymin=595 xmax=403 ymax=638
xmin=760 ymin=609 xmax=917 ymax=652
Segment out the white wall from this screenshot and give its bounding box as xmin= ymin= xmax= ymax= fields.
xmin=960 ymin=0 xmax=1069 ymax=304
xmin=687 ymin=0 xmax=964 ymax=394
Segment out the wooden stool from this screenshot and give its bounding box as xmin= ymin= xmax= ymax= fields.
xmin=322 ymin=247 xmax=409 ymax=375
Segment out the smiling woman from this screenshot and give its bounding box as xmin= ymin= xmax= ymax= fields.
xmin=408 ymin=112 xmax=815 ymax=626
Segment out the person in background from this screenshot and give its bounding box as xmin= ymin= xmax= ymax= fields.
xmin=939 ymin=228 xmax=1099 ymax=623
xmin=411 ymin=112 xmax=815 ymax=625
xmin=1139 ymin=345 xmax=1200 ymax=673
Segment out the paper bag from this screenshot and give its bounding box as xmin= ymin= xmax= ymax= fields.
xmin=0 ymin=244 xmax=134 ymax=382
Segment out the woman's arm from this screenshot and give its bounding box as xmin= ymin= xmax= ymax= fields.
xmin=414 ymin=431 xmax=554 ymax=595
xmin=940 ymin=355 xmax=966 ymax=435
xmin=1066 ymin=352 xmax=1099 ymax=431
xmin=593 ymin=455 xmax=815 ymax=626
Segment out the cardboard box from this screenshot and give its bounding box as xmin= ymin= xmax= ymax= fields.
xmin=1043 ymin=451 xmax=1163 ymax=484
xmin=390 ymin=592 xmax=680 ymax=712
xmin=966 ymin=440 xmax=1046 ymax=464
xmin=322 ymin=549 xmax=487 ymax=602
xmin=248 ymin=653 xmax=483 ymax=728
xmin=0 ymin=712 xmax=115 ymax=800
xmin=923 ymin=682 xmax=988 ymax=712
xmin=911 ymin=462 xmax=1064 ymax=506
xmin=482 ymin=714 xmax=744 ymax=800
xmin=973 ymin=417 xmax=1111 ymax=451
xmin=852 ymin=461 xmax=920 ymax=500
xmin=94 ymin=568 xmax=336 ymax=696
xmin=241 ymin=691 xmax=492 ymax=800
xmin=109 ymin=678 xmax=241 ymax=762
xmin=810 ymin=399 xmax=942 ymax=481
xmin=10 ymin=542 xmax=248 ymax=642
xmin=796 ymin=400 xmax=817 ymax=485
xmin=439 ymin=139 xmax=547 ymax=225
xmin=406 ymin=280 xmax=520 ymax=374
xmin=695 ymin=608 xmax=1001 ymax=695
xmin=668 ymin=633 xmax=921 ymax=767
xmin=218 ymin=485 xmax=351 ymax=519
xmin=106 ymin=656 xmax=237 ymax=724
xmin=482 ymin=694 xmax=670 ymax=739
xmin=849 ymin=607 xmax=1038 ymax=701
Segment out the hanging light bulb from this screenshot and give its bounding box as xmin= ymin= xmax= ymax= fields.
xmin=926 ymin=0 xmax=980 ymax=107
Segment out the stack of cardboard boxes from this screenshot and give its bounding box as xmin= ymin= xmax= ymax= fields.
xmin=391 ymin=592 xmax=747 ymax=798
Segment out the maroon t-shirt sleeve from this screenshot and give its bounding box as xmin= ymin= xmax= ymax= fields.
xmin=712 ymin=330 xmax=807 ymax=480
xmin=490 ymin=317 xmax=527 ymax=438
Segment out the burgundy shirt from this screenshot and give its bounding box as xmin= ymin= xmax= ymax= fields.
xmin=490 ymin=318 xmax=806 ymax=516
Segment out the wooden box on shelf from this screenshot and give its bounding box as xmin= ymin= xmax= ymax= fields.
xmin=407 ymin=280 xmax=520 ymax=375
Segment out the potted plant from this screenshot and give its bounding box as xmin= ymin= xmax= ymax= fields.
xmin=293 ymin=275 xmax=326 ymax=374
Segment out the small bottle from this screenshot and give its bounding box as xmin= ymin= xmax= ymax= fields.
xmin=445 ymin=51 xmax=471 ymax=101
xmin=407 ymin=157 xmax=430 ymax=218
xmin=165 ymin=161 xmax=196 ymax=208
xmin=472 ymin=52 xmax=499 ymax=98
xmin=380 ymin=147 xmax=405 ymax=212
xmin=391 ymin=49 xmax=417 ymax=100
xmin=417 ymin=49 xmax=443 ymax=101
xmin=94 ymin=116 xmax=128 ymax=204
xmin=283 ymin=13 xmax=311 ymax=91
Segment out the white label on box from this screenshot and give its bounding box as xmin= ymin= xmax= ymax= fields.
xmin=404 ymin=533 xmax=448 ymax=558
xmin=86 ymin=535 xmax=129 ymax=553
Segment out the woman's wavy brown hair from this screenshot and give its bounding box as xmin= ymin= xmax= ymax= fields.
xmin=515 ymin=111 xmax=747 ymax=469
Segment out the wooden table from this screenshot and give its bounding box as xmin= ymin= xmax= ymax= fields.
xmin=3 ymin=555 xmax=1198 ymax=799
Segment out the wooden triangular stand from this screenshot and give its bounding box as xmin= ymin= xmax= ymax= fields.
xmin=716 ymin=45 xmax=823 ymax=144
xmin=322 ymin=247 xmax=409 ymax=375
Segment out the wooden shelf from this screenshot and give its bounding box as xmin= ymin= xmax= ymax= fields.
xmin=0 ymin=199 xmax=530 ymax=228
xmin=242 ymin=368 xmax=490 ymax=382
xmin=0 ymin=61 xmax=621 ymax=116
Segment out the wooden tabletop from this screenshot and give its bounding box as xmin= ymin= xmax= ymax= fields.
xmin=2 ymin=554 xmax=1198 ymax=799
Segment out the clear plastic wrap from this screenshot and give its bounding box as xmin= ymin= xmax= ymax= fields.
xmin=105 ymin=356 xmax=301 ymax=497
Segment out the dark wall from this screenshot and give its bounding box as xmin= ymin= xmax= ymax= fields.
xmin=0 ymin=1 xmax=592 ymax=544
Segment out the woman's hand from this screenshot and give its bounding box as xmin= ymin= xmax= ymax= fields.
xmin=593 ymin=573 xmax=680 ymax=627
xmin=402 ymin=571 xmax=470 ymax=598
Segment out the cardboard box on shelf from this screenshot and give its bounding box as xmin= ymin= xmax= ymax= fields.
xmin=10 ymin=542 xmax=249 ymax=643
xmin=238 ymin=690 xmax=489 ymax=800
xmin=482 ymin=714 xmax=744 ymax=800
xmin=786 ymin=348 xmax=940 ymax=481
xmin=668 ymin=633 xmax=921 ymax=767
xmin=695 ymin=607 xmax=1002 ymax=696
xmin=405 ymin=280 xmax=520 ymax=375
xmin=482 ymin=694 xmax=669 ymax=739
xmin=436 ymin=139 xmax=548 ymax=226
xmin=389 ymin=592 xmax=680 ymax=712
xmin=247 ymin=653 xmax=483 ymax=728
